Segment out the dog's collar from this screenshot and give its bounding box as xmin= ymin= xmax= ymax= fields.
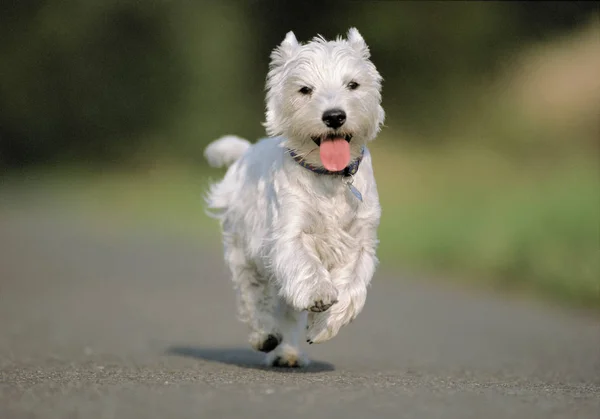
xmin=287 ymin=146 xmax=365 ymax=177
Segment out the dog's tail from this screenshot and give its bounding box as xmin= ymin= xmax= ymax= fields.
xmin=204 ymin=135 xmax=251 ymax=168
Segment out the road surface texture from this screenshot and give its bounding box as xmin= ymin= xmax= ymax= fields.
xmin=1 ymin=208 xmax=599 ymax=418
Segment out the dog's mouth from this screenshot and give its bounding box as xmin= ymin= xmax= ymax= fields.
xmin=311 ymin=133 xmax=353 ymax=171
xmin=311 ymin=133 xmax=352 ymax=146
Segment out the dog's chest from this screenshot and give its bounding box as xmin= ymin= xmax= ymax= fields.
xmin=304 ymin=176 xmax=357 ymax=222
xmin=304 ymin=190 xmax=359 ymax=268
xmin=314 ymin=194 xmax=356 ymax=229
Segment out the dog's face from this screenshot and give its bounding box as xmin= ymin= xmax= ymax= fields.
xmin=264 ymin=28 xmax=385 ymax=171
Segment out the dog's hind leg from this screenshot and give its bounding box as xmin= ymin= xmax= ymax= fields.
xmin=224 ymin=243 xmax=281 ymax=353
xmin=264 ymin=301 xmax=309 ymax=368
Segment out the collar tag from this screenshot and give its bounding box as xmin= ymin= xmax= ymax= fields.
xmin=345 ymin=176 xmax=363 ymax=202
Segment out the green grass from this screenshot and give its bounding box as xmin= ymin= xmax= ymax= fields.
xmin=372 ymin=145 xmax=600 ymax=308
xmin=2 ymin=145 xmax=598 ymax=308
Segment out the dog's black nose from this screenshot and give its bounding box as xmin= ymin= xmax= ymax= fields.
xmin=322 ymin=109 xmax=346 ymax=129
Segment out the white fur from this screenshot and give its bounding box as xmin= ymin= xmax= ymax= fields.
xmin=204 ymin=28 xmax=384 ymax=367
xmin=204 ymin=135 xmax=251 ymax=168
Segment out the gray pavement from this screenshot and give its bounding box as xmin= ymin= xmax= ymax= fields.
xmin=1 ymin=208 xmax=599 ymax=418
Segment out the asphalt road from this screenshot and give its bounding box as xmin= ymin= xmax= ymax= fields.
xmin=1 ymin=208 xmax=599 ymax=418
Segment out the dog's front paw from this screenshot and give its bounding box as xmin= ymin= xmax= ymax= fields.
xmin=306 ymin=311 xmax=340 ymax=344
xmin=284 ymin=279 xmax=339 ymax=313
xmin=303 ymin=281 xmax=339 ymax=313
xmin=309 ymin=299 xmax=337 ymax=312
xmin=306 ymin=288 xmax=366 ymax=344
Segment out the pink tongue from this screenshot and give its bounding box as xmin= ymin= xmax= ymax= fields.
xmin=319 ymin=137 xmax=351 ymax=171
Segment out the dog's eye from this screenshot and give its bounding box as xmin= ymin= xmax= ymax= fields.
xmin=299 ymin=86 xmax=313 ymax=95
xmin=347 ymin=81 xmax=360 ymax=90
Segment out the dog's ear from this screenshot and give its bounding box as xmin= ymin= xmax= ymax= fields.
xmin=347 ymin=27 xmax=370 ymax=59
xmin=270 ymin=31 xmax=299 ymax=66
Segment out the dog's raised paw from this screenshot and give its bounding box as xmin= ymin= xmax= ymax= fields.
xmin=309 ymin=299 xmax=338 ymax=313
xmin=257 ymin=333 xmax=282 ymax=353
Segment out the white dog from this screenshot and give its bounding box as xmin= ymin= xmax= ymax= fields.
xmin=204 ymin=28 xmax=384 ymax=367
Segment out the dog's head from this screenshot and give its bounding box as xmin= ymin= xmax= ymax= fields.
xmin=264 ymin=28 xmax=385 ymax=171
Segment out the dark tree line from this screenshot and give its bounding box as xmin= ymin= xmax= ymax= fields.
xmin=0 ymin=1 xmax=597 ymax=168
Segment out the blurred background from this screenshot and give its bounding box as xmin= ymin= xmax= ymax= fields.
xmin=1 ymin=1 xmax=599 ymax=308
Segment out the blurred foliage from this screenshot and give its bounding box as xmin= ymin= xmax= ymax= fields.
xmin=0 ymin=1 xmax=186 ymax=165
xmin=372 ymin=148 xmax=600 ymax=308
xmin=1 ymin=1 xmax=598 ymax=167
